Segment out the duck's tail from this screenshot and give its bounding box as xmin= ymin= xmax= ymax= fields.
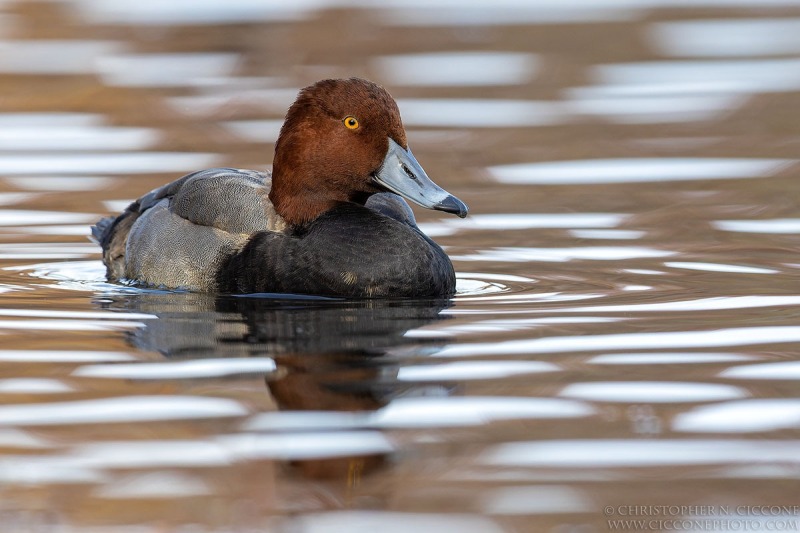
xmin=90 ymin=207 xmax=139 ymax=280
xmin=90 ymin=215 xmax=116 ymax=245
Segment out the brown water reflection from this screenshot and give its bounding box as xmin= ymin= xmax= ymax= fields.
xmin=1 ymin=1 xmax=800 ymax=532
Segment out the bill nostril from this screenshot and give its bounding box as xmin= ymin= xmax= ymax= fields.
xmin=401 ymin=163 xmax=417 ymax=180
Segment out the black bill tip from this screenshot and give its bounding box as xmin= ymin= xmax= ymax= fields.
xmin=434 ymin=195 xmax=469 ymax=218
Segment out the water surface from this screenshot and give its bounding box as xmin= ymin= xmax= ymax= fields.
xmin=1 ymin=1 xmax=800 ymax=532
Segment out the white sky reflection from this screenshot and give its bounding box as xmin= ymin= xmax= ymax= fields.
xmin=559 ymin=381 xmax=747 ymax=403
xmin=397 ymin=99 xmax=565 ymax=128
xmin=220 ymin=431 xmax=393 ymax=460
xmin=397 ymin=361 xmax=560 ymax=381
xmin=482 ymin=439 xmax=800 ymax=468
xmin=436 ymin=326 xmax=800 ymax=357
xmin=0 ymin=396 xmax=247 ymax=425
xmin=673 ymin=400 xmax=800 ymax=433
xmin=714 ymin=218 xmax=800 ymax=234
xmin=0 ymin=125 xmax=159 ymax=151
xmin=289 ymin=511 xmax=504 ymax=533
xmin=0 ymin=40 xmax=125 ymax=74
xmin=96 ymin=53 xmax=240 ymax=87
xmin=488 ymin=158 xmax=793 ymax=185
xmin=0 ymin=153 xmax=221 ymax=175
xmin=566 ymin=92 xmax=746 ymax=124
xmin=589 ymin=352 xmax=758 ymax=365
xmin=650 ymin=18 xmax=800 ymax=57
xmin=592 ymin=58 xmax=800 ymax=94
xmin=0 ymin=351 xmax=135 ymax=363
xmin=73 ymin=358 xmax=277 ymax=380
xmin=720 ymin=361 xmax=800 ymax=380
xmin=373 ymin=52 xmax=539 ymax=87
xmin=546 ymin=295 xmax=800 ymax=314
xmin=94 ymin=472 xmax=211 ymax=499
xmin=371 ymin=396 xmax=594 ymax=427
xmin=453 ymin=246 xmax=674 ymax=263
xmin=665 ymin=262 xmax=778 ymax=274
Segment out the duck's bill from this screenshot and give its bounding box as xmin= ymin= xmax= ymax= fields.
xmin=372 ymin=138 xmax=468 ymax=218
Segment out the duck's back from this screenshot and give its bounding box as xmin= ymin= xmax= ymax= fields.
xmin=93 ymin=168 xmax=287 ymax=291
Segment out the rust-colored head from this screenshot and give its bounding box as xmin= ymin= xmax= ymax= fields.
xmin=269 ymin=78 xmax=409 ymax=226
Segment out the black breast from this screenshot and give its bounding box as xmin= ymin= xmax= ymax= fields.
xmin=217 ymin=203 xmax=456 ymax=298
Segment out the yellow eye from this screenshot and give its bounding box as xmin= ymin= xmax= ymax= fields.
xmin=343 ymin=116 xmax=359 ymax=130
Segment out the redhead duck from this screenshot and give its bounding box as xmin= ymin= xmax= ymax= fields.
xmin=92 ymin=78 xmax=468 ymax=298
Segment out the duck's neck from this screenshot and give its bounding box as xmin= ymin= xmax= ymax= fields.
xmin=269 ymin=171 xmax=327 ymax=227
xmin=270 ymin=166 xmax=367 ymax=228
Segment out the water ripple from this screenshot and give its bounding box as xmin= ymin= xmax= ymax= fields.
xmin=0 ymin=125 xmax=159 ymax=151
xmin=73 ymin=358 xmax=277 ymax=380
xmin=592 ymin=58 xmax=800 ymax=94
xmin=0 ymin=210 xmax=97 ymax=226
xmin=289 ymin=511 xmax=504 ymax=533
xmin=588 ymin=352 xmax=759 ymax=365
xmin=0 ymin=379 xmax=74 ymax=394
xmin=0 ymin=40 xmax=125 ymax=74
xmin=714 ymin=218 xmax=800 ymax=234
xmin=397 ymin=361 xmax=560 ymax=381
xmin=565 ymin=90 xmax=746 ymax=124
xmin=436 ymin=326 xmax=800 ymax=357
xmin=373 ymin=52 xmax=539 ymax=87
xmin=219 ymin=431 xmax=393 ymax=460
xmin=546 ymin=295 xmax=800 ymax=314
xmin=421 ymin=213 xmax=627 ymax=237
xmin=482 ymin=439 xmax=800 ymax=468
xmin=559 ymin=381 xmax=747 ymax=403
xmin=372 ymin=396 xmax=595 ymax=428
xmin=397 ymin=99 xmax=565 ymax=128
xmin=720 ymin=361 xmax=800 ymax=380
xmin=0 ymin=350 xmax=135 ymax=363
xmin=93 ymin=472 xmax=211 ymax=499
xmin=453 ymin=246 xmax=674 ymax=262
xmin=488 ymin=158 xmax=793 ymax=185
xmin=96 ymin=53 xmax=239 ymax=87
xmin=650 ymin=18 xmax=800 ymax=57
xmin=0 ymin=396 xmax=248 ymax=426
xmin=673 ymin=399 xmax=800 ymax=433
xmin=0 ymin=152 xmax=221 ymax=175
xmin=665 ymin=262 xmax=778 ymax=274
xmin=481 ymin=486 xmax=593 ymax=515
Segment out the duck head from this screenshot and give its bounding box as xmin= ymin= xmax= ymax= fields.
xmin=269 ymin=78 xmax=469 ymax=226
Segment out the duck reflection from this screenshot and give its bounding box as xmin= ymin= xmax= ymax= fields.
xmin=96 ymin=291 xmax=453 ymax=479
